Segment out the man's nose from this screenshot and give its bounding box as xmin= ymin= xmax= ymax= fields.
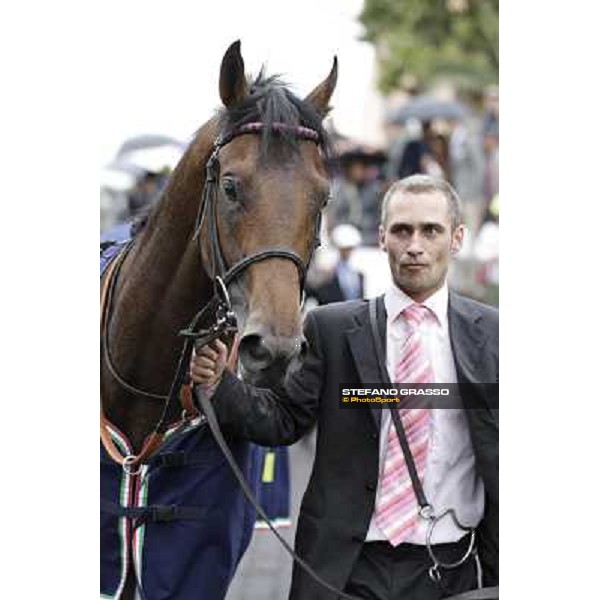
xmin=406 ymin=234 xmax=425 ymax=256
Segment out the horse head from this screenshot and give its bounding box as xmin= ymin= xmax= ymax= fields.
xmin=198 ymin=41 xmax=337 ymax=387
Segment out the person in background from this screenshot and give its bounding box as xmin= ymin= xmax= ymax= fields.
xmin=424 ymin=132 xmax=448 ymax=179
xmin=328 ymin=149 xmax=383 ymax=246
xmin=397 ymin=119 xmax=430 ymax=178
xmin=473 ymin=194 xmax=499 ymax=307
xmin=482 ymin=125 xmax=499 ymax=207
xmin=482 ymin=87 xmax=499 ymax=143
xmin=127 ymin=171 xmax=168 ymax=217
xmin=482 ymin=87 xmax=499 ymax=207
xmin=397 ymin=120 xmax=445 ymax=181
xmin=306 ymin=224 xmax=364 ymax=305
xmin=328 ymin=154 xmax=365 ymax=230
xmin=448 ymin=118 xmax=485 ymax=230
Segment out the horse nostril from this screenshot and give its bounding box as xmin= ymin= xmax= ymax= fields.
xmin=239 ymin=332 xmax=309 ymax=379
xmin=239 ymin=334 xmax=273 ymax=369
xmin=298 ymin=336 xmax=308 ymax=361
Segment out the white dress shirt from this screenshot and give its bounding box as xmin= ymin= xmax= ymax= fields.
xmin=365 ymin=282 xmax=485 ymax=544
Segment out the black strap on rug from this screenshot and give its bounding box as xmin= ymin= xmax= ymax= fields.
xmin=100 ymin=499 xmax=206 ymax=526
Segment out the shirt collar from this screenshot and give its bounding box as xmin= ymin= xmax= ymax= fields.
xmin=384 ymin=281 xmax=448 ymax=328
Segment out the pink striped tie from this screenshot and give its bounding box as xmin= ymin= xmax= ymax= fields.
xmin=374 ymin=303 xmax=434 ymax=546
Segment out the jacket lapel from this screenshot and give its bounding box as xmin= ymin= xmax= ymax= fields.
xmin=345 ymin=297 xmax=388 ymax=431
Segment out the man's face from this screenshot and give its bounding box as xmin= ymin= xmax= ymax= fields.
xmin=338 ymin=246 xmax=353 ymax=261
xmin=347 ymin=161 xmax=367 ymax=184
xmin=379 ymin=191 xmax=463 ymax=302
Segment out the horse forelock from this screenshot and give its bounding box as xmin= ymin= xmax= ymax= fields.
xmin=217 ymin=69 xmax=331 ymax=160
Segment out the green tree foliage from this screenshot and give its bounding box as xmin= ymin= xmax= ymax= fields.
xmin=359 ymin=0 xmax=498 ymax=93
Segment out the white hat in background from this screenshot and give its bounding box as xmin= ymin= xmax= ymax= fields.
xmin=331 ymin=224 xmax=362 ymax=249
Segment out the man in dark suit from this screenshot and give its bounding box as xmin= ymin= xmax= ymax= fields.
xmin=191 ymin=175 xmax=498 ymax=600
xmin=307 ymin=224 xmax=365 ymax=305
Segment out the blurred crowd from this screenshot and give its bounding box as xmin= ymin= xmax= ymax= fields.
xmin=100 ymin=135 xmax=184 ymax=236
xmin=100 ymin=88 xmax=499 ymax=306
xmin=311 ymin=87 xmax=499 ymax=307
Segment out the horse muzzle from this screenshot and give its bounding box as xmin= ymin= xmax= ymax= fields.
xmin=238 ymin=330 xmax=307 ymax=387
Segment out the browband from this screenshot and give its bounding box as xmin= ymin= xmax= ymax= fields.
xmin=217 ymin=121 xmax=321 ymax=148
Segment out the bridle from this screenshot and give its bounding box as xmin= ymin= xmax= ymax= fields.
xmin=100 ymin=120 xmax=325 ymax=468
xmin=183 ymin=120 xmax=326 ymax=350
xmin=193 ymin=121 xmax=323 ymax=293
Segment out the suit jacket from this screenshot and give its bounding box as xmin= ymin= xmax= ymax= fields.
xmin=213 ymin=292 xmax=499 ymax=599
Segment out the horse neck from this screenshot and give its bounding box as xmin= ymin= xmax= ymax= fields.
xmin=130 ymin=119 xmax=219 ymax=291
xmin=103 ymin=119 xmax=219 ymax=436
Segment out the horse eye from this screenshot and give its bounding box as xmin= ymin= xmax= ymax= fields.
xmin=221 ymin=177 xmax=238 ymax=200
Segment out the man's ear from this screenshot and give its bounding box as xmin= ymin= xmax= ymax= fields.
xmin=378 ymin=224 xmax=387 ymax=253
xmin=450 ymin=224 xmax=465 ymax=254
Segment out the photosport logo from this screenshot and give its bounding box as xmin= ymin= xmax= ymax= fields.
xmin=338 ymin=383 xmax=498 ymax=410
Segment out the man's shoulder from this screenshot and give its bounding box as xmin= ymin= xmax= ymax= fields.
xmin=307 ymin=299 xmax=368 ymax=327
xmin=450 ymin=292 xmax=498 ymax=326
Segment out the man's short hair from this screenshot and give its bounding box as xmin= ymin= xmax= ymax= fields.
xmin=380 ymin=175 xmax=462 ymax=230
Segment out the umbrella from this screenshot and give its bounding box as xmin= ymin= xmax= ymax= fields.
xmin=115 ymin=134 xmax=188 ymax=172
xmin=119 ymin=145 xmax=184 ymax=173
xmin=100 ymin=159 xmax=147 ymax=191
xmin=389 ymin=96 xmax=469 ymax=124
xmin=116 ymin=134 xmax=186 ymax=157
xmin=100 ymin=169 xmax=136 ymax=192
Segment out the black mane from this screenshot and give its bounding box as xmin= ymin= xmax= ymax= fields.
xmin=218 ymin=70 xmax=330 ymax=157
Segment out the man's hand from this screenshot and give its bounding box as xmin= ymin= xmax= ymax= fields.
xmin=190 ymin=339 xmax=228 ymax=386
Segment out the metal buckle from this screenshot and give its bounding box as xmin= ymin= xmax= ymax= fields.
xmin=428 ymin=564 xmax=442 ymax=583
xmin=122 ymin=455 xmax=141 ymax=476
xmin=425 ymin=508 xmax=476 ymax=572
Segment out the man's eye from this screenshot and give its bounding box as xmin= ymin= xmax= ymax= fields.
xmin=392 ymin=226 xmax=411 ymax=236
xmin=221 ymin=178 xmax=238 ymax=200
xmin=423 ymin=226 xmax=438 ymax=236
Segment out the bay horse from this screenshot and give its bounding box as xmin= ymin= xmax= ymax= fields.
xmin=100 ymin=41 xmax=337 ymax=600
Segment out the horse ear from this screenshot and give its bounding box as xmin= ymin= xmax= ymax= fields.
xmin=219 ymin=40 xmax=248 ymax=108
xmin=304 ymin=57 xmax=338 ymax=118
